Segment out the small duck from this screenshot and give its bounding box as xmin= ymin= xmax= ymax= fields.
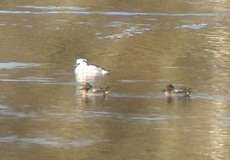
xmin=163 ymin=84 xmax=191 ymax=97
xmin=75 ymin=58 xmax=109 ymax=76
xmin=80 ymin=82 xmax=110 ymax=96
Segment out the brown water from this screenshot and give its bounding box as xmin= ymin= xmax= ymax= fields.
xmin=0 ymin=0 xmax=230 ymax=159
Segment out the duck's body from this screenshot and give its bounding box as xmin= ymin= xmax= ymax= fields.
xmin=75 ymin=58 xmax=109 ymax=76
xmin=163 ymin=84 xmax=191 ymax=97
xmin=80 ymin=82 xmax=109 ymax=96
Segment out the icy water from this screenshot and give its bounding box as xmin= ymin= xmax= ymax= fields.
xmin=0 ymin=0 xmax=230 ymax=159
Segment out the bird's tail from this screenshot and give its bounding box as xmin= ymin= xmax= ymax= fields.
xmin=102 ymin=70 xmax=109 ymax=75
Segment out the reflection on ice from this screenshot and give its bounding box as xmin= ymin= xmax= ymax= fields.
xmin=0 ymin=104 xmax=8 ymax=110
xmin=0 ymin=105 xmax=38 ymax=119
xmin=0 ymin=135 xmax=99 ymax=148
xmin=0 ymin=77 xmax=53 ymax=84
xmin=118 ymin=80 xmax=154 ymax=83
xmin=98 ymin=25 xmax=151 ymax=40
xmin=0 ymin=23 xmax=7 ymax=26
xmin=106 ymin=21 xmax=128 ymax=27
xmin=24 ymin=25 xmax=33 ymax=28
xmin=0 ymin=102 xmax=170 ymax=123
xmin=176 ymin=23 xmax=208 ymax=29
xmin=17 ymin=5 xmax=89 ymax=11
xmin=1 ymin=8 xmax=230 ymax=17
xmin=83 ymin=111 xmax=171 ymax=122
xmin=97 ymin=21 xmax=152 ymax=40
xmin=0 ymin=62 xmax=40 ymax=70
xmin=20 ymin=76 xmax=53 ymax=82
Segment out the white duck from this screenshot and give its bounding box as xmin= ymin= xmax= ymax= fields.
xmin=75 ymin=58 xmax=109 ymax=76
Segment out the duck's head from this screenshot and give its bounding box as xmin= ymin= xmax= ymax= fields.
xmin=76 ymin=58 xmax=87 ymax=66
xmin=164 ymin=84 xmax=175 ymax=92
xmin=80 ymin=82 xmax=93 ymax=92
xmin=162 ymin=84 xmax=175 ymax=96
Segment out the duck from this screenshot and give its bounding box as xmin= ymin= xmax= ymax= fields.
xmin=79 ymin=82 xmax=110 ymax=96
xmin=163 ymin=84 xmax=191 ymax=97
xmin=75 ymin=58 xmax=109 ymax=76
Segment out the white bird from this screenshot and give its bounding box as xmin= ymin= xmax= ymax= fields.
xmin=75 ymin=58 xmax=109 ymax=78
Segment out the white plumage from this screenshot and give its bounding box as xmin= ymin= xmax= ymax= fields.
xmin=75 ymin=58 xmax=109 ymax=81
